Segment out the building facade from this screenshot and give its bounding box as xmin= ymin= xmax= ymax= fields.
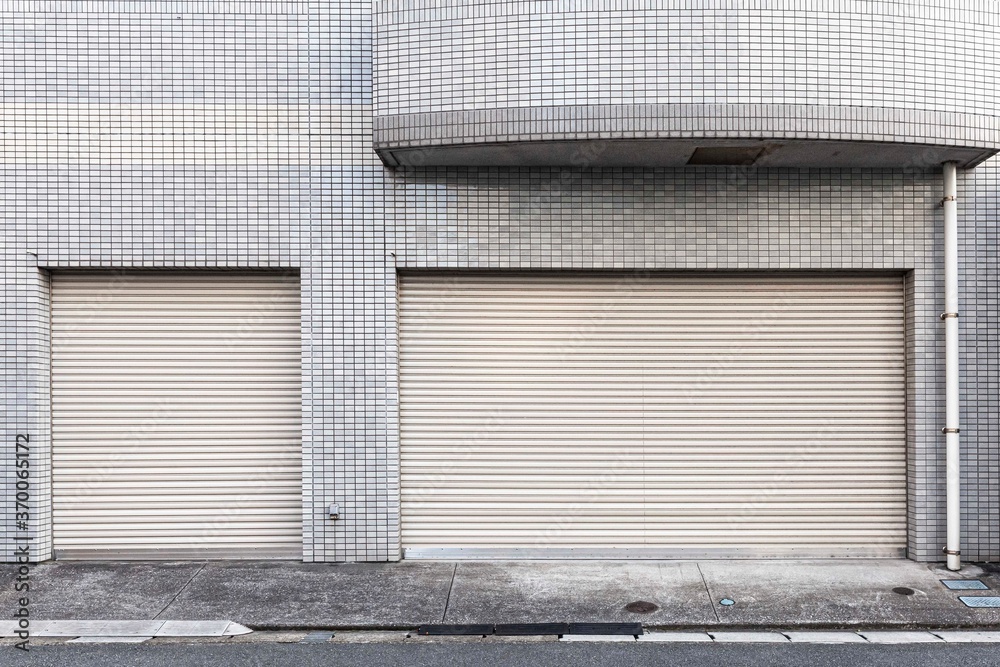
xmin=2 ymin=0 xmax=998 ymax=563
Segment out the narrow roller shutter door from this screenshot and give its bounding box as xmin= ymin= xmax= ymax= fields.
xmin=51 ymin=271 xmax=302 ymax=559
xmin=398 ymin=273 xmax=906 ymax=558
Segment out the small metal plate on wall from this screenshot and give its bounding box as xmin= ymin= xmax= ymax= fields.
xmin=941 ymin=579 xmax=990 ymax=590
xmin=958 ymin=597 xmax=1000 ymax=608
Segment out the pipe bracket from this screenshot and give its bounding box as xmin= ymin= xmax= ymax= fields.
xmin=943 ymin=548 xmax=961 ymax=556
xmin=942 ymin=427 xmax=961 ymax=434
xmin=940 ymin=312 xmax=959 ymax=320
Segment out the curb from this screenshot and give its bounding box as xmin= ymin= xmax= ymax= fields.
xmin=0 ymin=620 xmax=251 ymax=639
xmin=241 ymin=621 xmax=1000 ymax=633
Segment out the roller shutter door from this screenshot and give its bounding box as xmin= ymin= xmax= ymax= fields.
xmin=51 ymin=271 xmax=302 ymax=559
xmin=399 ymin=273 xmax=906 ymax=558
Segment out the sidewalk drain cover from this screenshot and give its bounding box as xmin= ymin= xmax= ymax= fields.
xmin=959 ymin=597 xmax=1000 ymax=608
xmin=892 ymin=587 xmax=916 ymax=596
xmin=624 ymin=601 xmax=659 ymax=614
xmin=569 ymin=623 xmax=643 ymax=636
xmin=418 ymin=625 xmax=493 ymax=636
xmin=495 ymin=623 xmax=569 ymax=636
xmin=941 ymin=579 xmax=990 ymax=590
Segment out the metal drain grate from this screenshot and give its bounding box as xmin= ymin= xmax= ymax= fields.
xmin=941 ymin=579 xmax=990 ymax=590
xmin=959 ymin=596 xmax=1000 ymax=608
xmin=569 ymin=623 xmax=643 ymax=636
xmin=495 ymin=623 xmax=569 ymax=636
xmin=418 ymin=625 xmax=494 ymax=636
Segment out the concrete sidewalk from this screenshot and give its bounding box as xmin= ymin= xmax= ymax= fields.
xmin=1 ymin=559 xmax=998 ymax=631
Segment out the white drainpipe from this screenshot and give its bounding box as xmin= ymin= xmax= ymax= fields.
xmin=942 ymin=161 xmax=961 ymax=571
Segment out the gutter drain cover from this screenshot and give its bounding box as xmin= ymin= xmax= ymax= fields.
xmin=495 ymin=623 xmax=570 ymax=636
xmin=624 ymin=601 xmax=659 ymax=614
xmin=941 ymin=579 xmax=990 ymax=590
xmin=959 ymin=597 xmax=1000 ymax=608
xmin=569 ymin=623 xmax=643 ymax=636
xmin=418 ymin=625 xmax=493 ymax=636
xmin=892 ymin=587 xmax=916 ymax=596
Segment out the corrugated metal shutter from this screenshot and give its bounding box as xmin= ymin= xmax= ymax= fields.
xmin=51 ymin=271 xmax=302 ymax=559
xmin=398 ymin=273 xmax=906 ymax=558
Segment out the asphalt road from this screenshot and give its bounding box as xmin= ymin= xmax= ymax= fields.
xmin=5 ymin=642 xmax=1000 ymax=667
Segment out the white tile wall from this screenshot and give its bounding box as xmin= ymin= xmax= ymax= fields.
xmin=2 ymin=0 xmax=998 ymax=563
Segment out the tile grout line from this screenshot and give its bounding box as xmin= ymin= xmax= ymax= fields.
xmin=440 ymin=563 xmax=458 ymax=623
xmin=153 ymin=563 xmax=207 ymax=621
xmin=695 ymin=563 xmax=720 ymax=624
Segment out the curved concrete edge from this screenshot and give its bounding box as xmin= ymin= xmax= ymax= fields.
xmin=374 ymin=104 xmax=1000 ymax=169
xmin=224 ymin=622 xmax=253 ymax=636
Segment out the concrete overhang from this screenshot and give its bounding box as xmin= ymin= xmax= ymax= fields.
xmin=373 ymin=104 xmax=1000 ymax=170
xmin=377 ymin=138 xmax=996 ymax=170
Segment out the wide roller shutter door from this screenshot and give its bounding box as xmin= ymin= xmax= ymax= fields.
xmin=51 ymin=271 xmax=302 ymax=559
xmin=399 ymin=273 xmax=906 ymax=558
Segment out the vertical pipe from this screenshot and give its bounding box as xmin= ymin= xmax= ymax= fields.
xmin=942 ymin=161 xmax=961 ymax=571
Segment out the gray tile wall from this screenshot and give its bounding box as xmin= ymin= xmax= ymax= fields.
xmin=375 ymin=0 xmax=999 ymax=116
xmin=3 ymin=0 xmax=998 ymax=563
xmin=960 ymin=160 xmax=1000 ymax=561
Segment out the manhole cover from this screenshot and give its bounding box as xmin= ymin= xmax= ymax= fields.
xmin=624 ymin=600 xmax=659 ymax=614
xmin=941 ymin=579 xmax=990 ymax=590
xmin=892 ymin=587 xmax=916 ymax=596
